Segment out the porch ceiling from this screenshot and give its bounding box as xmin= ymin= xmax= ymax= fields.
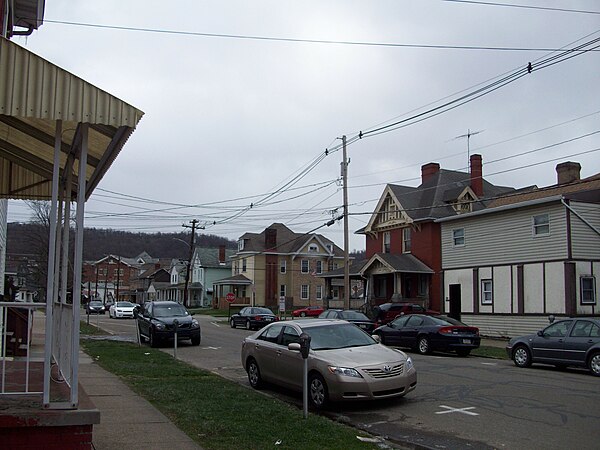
xmin=0 ymin=37 xmax=144 ymax=201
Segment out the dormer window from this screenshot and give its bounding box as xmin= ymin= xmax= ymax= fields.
xmin=454 ymin=191 xmax=474 ymax=214
xmin=237 ymin=239 xmax=245 ymax=251
xmin=309 ymin=244 xmax=318 ymax=253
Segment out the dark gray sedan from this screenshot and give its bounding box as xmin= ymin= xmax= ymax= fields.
xmin=506 ymin=318 xmax=600 ymax=376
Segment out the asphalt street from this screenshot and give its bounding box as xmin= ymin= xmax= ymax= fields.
xmin=90 ymin=313 xmax=600 ymax=450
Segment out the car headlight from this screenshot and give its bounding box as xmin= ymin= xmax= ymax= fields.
xmin=154 ymin=322 xmax=166 ymax=330
xmin=191 ymin=319 xmax=200 ymax=329
xmin=405 ymin=356 xmax=414 ymax=371
xmin=327 ymin=366 xmax=363 ymax=378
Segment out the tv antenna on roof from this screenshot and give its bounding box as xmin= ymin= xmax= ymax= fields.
xmin=454 ymin=129 xmax=484 ymax=169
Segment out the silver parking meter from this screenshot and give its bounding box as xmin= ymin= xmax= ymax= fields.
xmin=299 ymin=333 xmax=311 ymax=417
xmin=173 ymin=319 xmax=179 ymax=359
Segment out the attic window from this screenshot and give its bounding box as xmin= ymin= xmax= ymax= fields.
xmin=454 ymin=191 xmax=474 ymax=214
xmin=309 ymin=244 xmax=318 ymax=252
xmin=381 ymin=195 xmax=399 ymax=223
xmin=326 ymin=244 xmax=333 ymax=253
xmin=238 ymin=239 xmax=245 ymax=251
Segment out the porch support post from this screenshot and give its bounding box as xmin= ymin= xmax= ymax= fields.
xmin=43 ymin=120 xmax=62 ymax=407
xmin=71 ymin=123 xmax=88 ymax=407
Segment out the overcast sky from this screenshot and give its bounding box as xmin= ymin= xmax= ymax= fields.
xmin=7 ymin=0 xmax=600 ymax=252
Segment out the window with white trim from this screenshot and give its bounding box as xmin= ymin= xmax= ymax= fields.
xmin=316 ymin=260 xmax=323 ymax=274
xmin=280 ymin=259 xmax=286 ymax=274
xmin=581 ymin=276 xmax=596 ymax=304
xmin=301 ymin=259 xmax=309 ymax=273
xmin=280 ymin=284 xmax=286 ymax=298
xmin=481 ymin=279 xmax=493 ymax=305
xmin=309 ymin=244 xmax=318 ymax=252
xmin=316 ymin=285 xmax=323 ymax=300
xmin=383 ymin=231 xmax=391 ymax=253
xmin=402 ymin=228 xmax=411 ymax=253
xmin=242 ymin=258 xmax=247 ymax=273
xmin=533 ymin=214 xmax=550 ymax=236
xmin=453 ymin=228 xmax=465 ymax=247
xmin=301 ymin=284 xmax=309 ymax=300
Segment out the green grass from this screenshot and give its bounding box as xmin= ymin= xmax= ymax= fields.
xmin=80 ymin=321 xmax=109 ymax=336
xmin=81 ymin=340 xmax=380 ymax=450
xmin=472 ymin=345 xmax=508 ymax=359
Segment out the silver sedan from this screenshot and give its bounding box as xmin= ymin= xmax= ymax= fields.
xmin=241 ymin=319 xmax=417 ymax=408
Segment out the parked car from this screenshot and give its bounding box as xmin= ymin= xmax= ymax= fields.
xmin=318 ymin=309 xmax=376 ymax=333
xmin=136 ymin=301 xmax=201 ymax=347
xmin=292 ymin=305 xmax=325 ymax=317
xmin=373 ymin=302 xmax=439 ymax=326
xmin=85 ymin=301 xmax=105 ymax=315
xmin=374 ymin=314 xmax=480 ymax=357
xmin=241 ymin=319 xmax=417 ymax=408
xmin=230 ymin=307 xmax=278 ymax=330
xmin=506 ymin=318 xmax=600 ymax=376
xmin=109 ymin=301 xmax=137 ymax=319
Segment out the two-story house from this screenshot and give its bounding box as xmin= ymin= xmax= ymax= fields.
xmin=438 ymin=162 xmax=599 ymax=337
xmin=218 ymin=223 xmax=346 ymax=310
xmin=189 ymin=245 xmax=235 ymax=307
xmin=357 ymin=154 xmax=519 ymax=312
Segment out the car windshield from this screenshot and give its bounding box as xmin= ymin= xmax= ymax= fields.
xmin=429 ymin=316 xmax=466 ymax=326
xmin=253 ymin=308 xmax=274 ymax=315
xmin=339 ymin=310 xmax=369 ymax=321
xmin=117 ymin=302 xmax=134 ymax=307
xmin=305 ymin=323 xmax=376 ymax=350
xmin=89 ymin=301 xmax=103 ymax=307
xmin=154 ymin=304 xmax=188 ymax=317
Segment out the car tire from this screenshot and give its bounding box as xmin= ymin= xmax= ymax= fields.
xmin=308 ymin=373 xmax=329 ymax=409
xmin=588 ymin=352 xmax=600 ymax=377
xmin=230 ymin=318 xmax=236 ymax=328
xmin=512 ymin=345 xmax=532 ymax=368
xmin=300 ymin=312 xmax=306 ymax=317
xmin=149 ymin=329 xmax=159 ymax=348
xmin=247 ymin=358 xmax=263 ymax=389
xmin=456 ymin=348 xmax=471 ymax=357
xmin=245 ymin=320 xmax=252 ymax=330
xmin=191 ymin=335 xmax=201 ymax=346
xmin=417 ymin=336 xmax=431 ymax=355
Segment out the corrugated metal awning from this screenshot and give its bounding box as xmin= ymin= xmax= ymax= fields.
xmin=0 ymin=37 xmax=144 ymax=200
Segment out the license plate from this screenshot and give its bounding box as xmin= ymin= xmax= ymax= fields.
xmin=462 ymin=339 xmax=471 ymax=344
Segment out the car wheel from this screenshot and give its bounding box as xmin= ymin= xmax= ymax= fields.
xmin=308 ymin=373 xmax=329 ymax=409
xmin=149 ymin=329 xmax=159 ymax=348
xmin=230 ymin=318 xmax=236 ymax=328
xmin=191 ymin=335 xmax=201 ymax=346
xmin=417 ymin=336 xmax=431 ymax=355
xmin=456 ymin=348 xmax=471 ymax=357
xmin=247 ymin=358 xmax=263 ymax=389
xmin=588 ymin=352 xmax=600 ymax=377
xmin=512 ymin=345 xmax=532 ymax=368
xmin=245 ymin=320 xmax=252 ymax=330
xmin=300 ymin=312 xmax=307 ymax=317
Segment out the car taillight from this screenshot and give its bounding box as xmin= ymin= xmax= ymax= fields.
xmin=438 ymin=326 xmax=455 ymax=335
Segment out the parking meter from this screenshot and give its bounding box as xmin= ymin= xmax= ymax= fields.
xmin=299 ymin=333 xmax=311 ymax=359
xmin=173 ymin=319 xmax=179 ymax=359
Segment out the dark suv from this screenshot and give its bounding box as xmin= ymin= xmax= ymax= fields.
xmin=136 ymin=301 xmax=201 ymax=347
xmin=373 ymin=303 xmax=439 ymax=326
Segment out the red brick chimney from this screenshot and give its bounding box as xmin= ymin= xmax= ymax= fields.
xmin=218 ymin=245 xmax=226 ymax=263
xmin=470 ymin=154 xmax=483 ymax=197
xmin=421 ymin=163 xmax=440 ymax=184
xmin=556 ymin=161 xmax=581 ymax=185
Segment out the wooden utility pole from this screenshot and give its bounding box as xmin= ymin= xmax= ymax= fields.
xmin=182 ymin=219 xmax=199 ymax=307
xmin=342 ymin=135 xmax=350 ymax=310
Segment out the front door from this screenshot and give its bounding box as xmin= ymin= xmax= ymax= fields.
xmin=449 ymin=284 xmax=461 ymax=321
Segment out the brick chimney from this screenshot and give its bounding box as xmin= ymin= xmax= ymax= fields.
xmin=556 ymin=161 xmax=581 ymax=185
xmin=470 ymin=154 xmax=483 ymax=197
xmin=265 ymin=227 xmax=277 ymax=249
xmin=421 ymin=162 xmax=440 ymax=184
xmin=218 ymin=245 xmax=226 ymax=263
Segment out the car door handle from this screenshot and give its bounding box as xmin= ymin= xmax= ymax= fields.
xmin=558 ymin=339 xmax=564 ymax=343
xmin=276 ymin=350 xmax=282 ymax=356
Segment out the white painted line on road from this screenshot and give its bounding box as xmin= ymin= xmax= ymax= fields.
xmin=436 ymin=405 xmax=479 ymax=416
xmin=201 ymin=346 xmax=221 ymax=350
xmin=210 ymin=322 xmax=221 ymax=327
xmin=481 ymin=362 xmax=498 ymax=366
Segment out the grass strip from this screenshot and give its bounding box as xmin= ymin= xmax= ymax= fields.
xmin=81 ymin=340 xmax=379 ymax=450
xmin=471 ymin=345 xmax=508 ymax=359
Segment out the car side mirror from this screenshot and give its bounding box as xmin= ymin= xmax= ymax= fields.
xmin=537 ymin=330 xmax=543 ymax=337
xmin=372 ymin=334 xmax=381 ymax=343
xmin=288 ymin=343 xmax=301 ymax=351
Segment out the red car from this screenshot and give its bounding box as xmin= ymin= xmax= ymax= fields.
xmin=292 ymin=305 xmax=325 ymax=317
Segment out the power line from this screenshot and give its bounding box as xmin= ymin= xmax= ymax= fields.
xmin=441 ymin=0 xmax=600 ymax=15
xmin=41 ymin=18 xmax=600 ymax=52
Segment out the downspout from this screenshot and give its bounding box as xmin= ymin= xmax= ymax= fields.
xmin=561 ymin=198 xmax=600 ymax=236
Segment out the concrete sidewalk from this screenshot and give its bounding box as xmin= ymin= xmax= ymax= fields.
xmin=78 ymin=351 xmax=202 ymax=450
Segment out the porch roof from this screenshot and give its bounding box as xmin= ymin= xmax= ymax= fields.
xmin=0 ymin=37 xmax=144 ymax=201
xmin=213 ymin=274 xmax=253 ymax=286
xmin=362 ymin=253 xmax=434 ymax=275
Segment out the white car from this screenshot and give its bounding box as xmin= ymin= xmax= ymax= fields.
xmin=109 ymin=301 xmax=137 ymax=319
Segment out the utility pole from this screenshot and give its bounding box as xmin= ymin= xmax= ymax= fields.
xmin=342 ymin=135 xmax=350 ymax=310
xmin=182 ymin=219 xmax=200 ymax=307
xmin=115 ymin=255 xmax=121 ymax=302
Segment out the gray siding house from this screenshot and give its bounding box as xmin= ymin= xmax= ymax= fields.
xmin=438 ymin=163 xmax=599 ymax=338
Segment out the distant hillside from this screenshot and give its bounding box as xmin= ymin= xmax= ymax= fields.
xmin=7 ymin=223 xmax=237 ymax=261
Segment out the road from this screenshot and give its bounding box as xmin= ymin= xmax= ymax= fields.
xmin=90 ymin=313 xmax=600 ymax=450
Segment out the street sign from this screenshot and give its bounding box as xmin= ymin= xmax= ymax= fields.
xmin=279 ymin=296 xmax=286 ymax=312
xmin=226 ymin=292 xmax=235 ymax=303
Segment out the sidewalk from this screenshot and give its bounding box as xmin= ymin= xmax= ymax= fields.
xmin=78 ymin=351 xmax=202 ymax=450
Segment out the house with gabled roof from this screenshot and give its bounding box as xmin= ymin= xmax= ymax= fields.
xmin=438 ymin=162 xmax=600 ymax=337
xmin=357 ymin=154 xmax=519 ymax=312
xmin=222 ymin=223 xmax=346 ymax=309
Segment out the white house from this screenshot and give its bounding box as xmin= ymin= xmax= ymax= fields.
xmin=438 ymin=163 xmax=599 ymax=338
